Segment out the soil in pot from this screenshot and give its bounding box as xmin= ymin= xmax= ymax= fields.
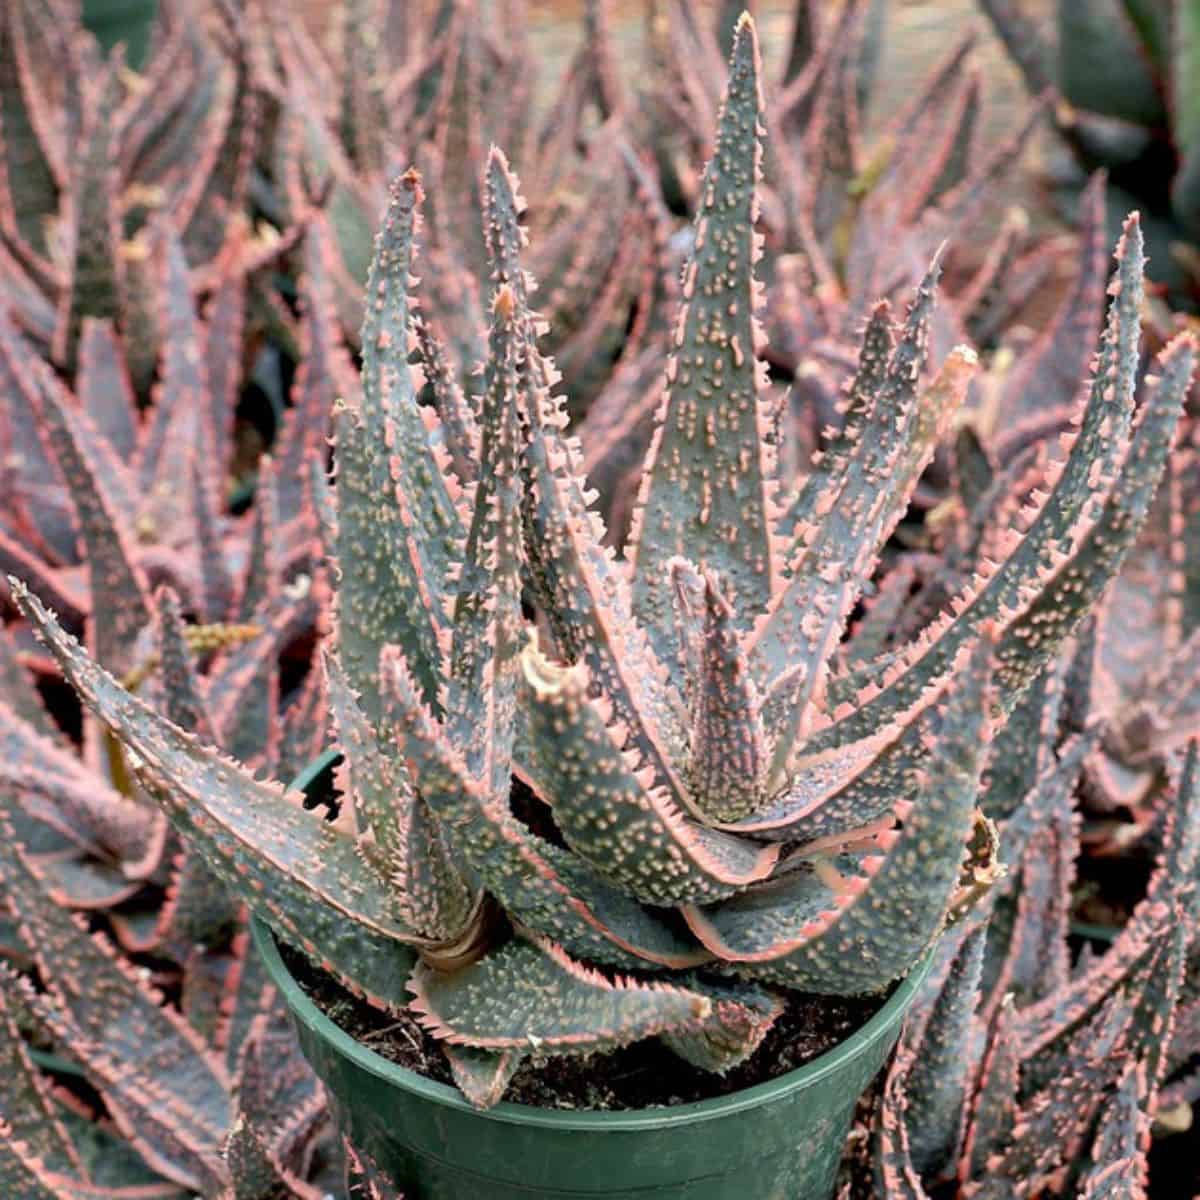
xmin=279 ymin=942 xmax=889 ymax=1112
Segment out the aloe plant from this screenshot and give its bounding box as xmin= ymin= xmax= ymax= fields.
xmin=979 ymin=0 xmax=1200 ymax=303
xmin=0 ymin=571 xmax=339 ymax=1195
xmin=11 ymin=16 xmax=1195 ymax=1115
xmin=873 ymin=738 xmax=1200 ymax=1197
xmin=0 ymin=819 xmax=334 ymax=1198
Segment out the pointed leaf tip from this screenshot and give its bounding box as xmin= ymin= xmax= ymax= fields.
xmin=735 ymin=11 xmax=756 ymax=36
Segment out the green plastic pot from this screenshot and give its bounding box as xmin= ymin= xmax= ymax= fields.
xmin=253 ymin=918 xmax=930 ymax=1200
xmin=81 ymin=0 xmax=157 ymax=69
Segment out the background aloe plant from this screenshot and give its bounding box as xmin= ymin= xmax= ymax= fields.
xmin=979 ymin=0 xmax=1200 ymax=306
xmin=8 ymin=17 xmax=1195 ymax=1125
xmin=869 ymin=733 xmax=1200 ymax=1198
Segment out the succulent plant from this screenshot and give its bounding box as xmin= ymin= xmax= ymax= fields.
xmin=0 ymin=827 xmax=333 ymax=1198
xmin=872 ymin=737 xmax=1200 ymax=1198
xmin=0 ymin=578 xmax=337 ymax=1195
xmin=10 ymin=15 xmax=1195 ymax=1120
xmin=979 ymin=0 xmax=1200 ymax=302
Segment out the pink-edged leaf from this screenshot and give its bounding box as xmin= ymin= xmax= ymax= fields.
xmin=1019 ymin=743 xmax=1200 ymax=1069
xmin=205 ymin=586 xmax=321 ymax=768
xmin=77 ymin=318 xmax=139 ymax=461
xmin=272 ymin=226 xmax=344 ymax=524
xmin=687 ymin=639 xmax=992 ymax=994
xmin=326 ymin=650 xmax=472 ymax=942
xmin=0 ymin=304 xmax=75 ymax=562
xmin=222 ymin=1012 xmax=325 ymax=1200
xmin=151 ymin=588 xmax=240 ymax=951
xmin=521 ymin=643 xmax=777 ymax=905
xmin=0 ymin=0 xmax=60 ymax=255
xmin=413 ymin=310 xmax=478 ymax=487
xmin=0 ymin=1125 xmax=95 ymax=1200
xmin=409 ymin=935 xmax=711 ymax=1074
xmin=382 ymin=647 xmax=707 ymax=971
xmin=982 ymin=740 xmax=1080 ymax=1015
xmin=190 ymin=454 xmax=236 ymax=625
xmin=670 ymin=559 xmax=767 ymax=821
xmin=136 ymin=226 xmax=215 ymax=542
xmin=52 ymin=56 xmax=123 ymax=374
xmin=874 ymin=1051 xmax=933 ymax=1200
xmin=0 ymin=828 xmax=232 ymax=1193
xmin=442 ymin=1045 xmax=523 ymax=1111
xmin=14 ymin=581 xmax=423 ymax=1011
xmin=660 ymin=976 xmax=784 ymax=1073
xmin=958 ymin=994 xmax=1020 ymax=1185
xmin=480 ymin=153 xmax=694 ymax=825
xmin=805 ymin=214 xmax=1146 ymax=755
xmin=901 ymin=925 xmax=985 ymax=1179
xmin=755 ymin=316 xmax=975 ymax=787
xmin=235 ymin=455 xmax=279 ymax=624
xmin=201 ymin=249 xmax=245 ymax=485
xmin=332 ymin=175 xmax=457 ymax=728
xmin=0 ymin=970 xmax=85 ymax=1175
xmin=629 ymin=16 xmax=778 ymax=653
xmin=775 ymin=301 xmax=894 ymax=544
xmin=995 ymin=334 xmax=1195 ymax=699
xmin=444 ymin=284 xmax=524 ymax=793
xmin=182 ymin=47 xmax=260 ymax=268
xmin=28 ymin=360 xmax=151 ymax=675
xmin=1078 ymin=1060 xmax=1151 ymax=1200
xmin=0 ymin=700 xmax=160 ymax=871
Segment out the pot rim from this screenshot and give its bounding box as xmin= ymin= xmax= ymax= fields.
xmin=252 ymin=915 xmax=933 ymax=1132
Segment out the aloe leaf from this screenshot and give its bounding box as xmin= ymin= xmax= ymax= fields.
xmin=77 ymin=318 xmax=138 ymax=461
xmin=521 ymin=643 xmax=777 ymax=905
xmin=630 ymin=16 xmax=778 ymax=653
xmin=29 ymin=362 xmax=151 ymax=675
xmin=442 ymin=1045 xmax=523 ymax=1111
xmin=480 ymin=153 xmax=694 ymax=822
xmin=382 ymin=646 xmax=708 ymax=971
xmin=0 ymin=0 xmax=59 ymax=255
xmin=444 ymin=284 xmax=525 ymax=793
xmin=334 ymin=172 xmax=461 ymax=726
xmin=688 ymin=639 xmax=992 ymax=994
xmin=1077 ymin=1061 xmax=1150 ymax=1199
xmin=995 ymin=333 xmax=1195 ymax=698
xmin=805 ymin=215 xmax=1146 ymax=754
xmin=0 ymin=973 xmax=84 ymax=1175
xmin=410 ymin=936 xmax=710 ymax=1059
xmin=670 ymin=560 xmax=767 ymax=822
xmin=52 ymin=57 xmax=123 ymax=373
xmin=14 ymin=581 xmax=422 ymax=1010
xmin=0 ymin=824 xmax=232 ymax=1193
xmin=325 ymin=650 xmax=472 ymax=941
xmin=902 ymin=926 xmax=985 ymax=1177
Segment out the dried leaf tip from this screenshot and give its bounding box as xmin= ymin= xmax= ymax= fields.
xmin=520 ymin=635 xmax=579 ymax=697
xmin=398 ymin=166 xmax=423 ymax=197
xmin=493 ymin=284 xmax=517 ymax=321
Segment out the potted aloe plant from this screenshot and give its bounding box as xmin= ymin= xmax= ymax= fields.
xmin=14 ymin=15 xmax=1194 ymax=1200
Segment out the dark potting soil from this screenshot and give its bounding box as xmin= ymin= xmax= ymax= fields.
xmin=281 ymin=941 xmax=888 ymax=1111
